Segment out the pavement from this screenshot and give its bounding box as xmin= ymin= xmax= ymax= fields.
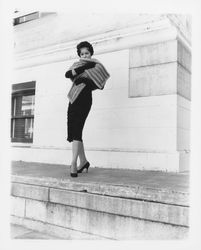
xmin=11 ymin=161 xmax=189 ymax=193
xmin=10 ymin=224 xmax=61 ymax=239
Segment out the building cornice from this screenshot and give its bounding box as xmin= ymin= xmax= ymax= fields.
xmin=14 ymin=16 xmax=190 ymax=69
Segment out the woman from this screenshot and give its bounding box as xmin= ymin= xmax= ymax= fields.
xmin=65 ymin=41 xmax=110 ymax=177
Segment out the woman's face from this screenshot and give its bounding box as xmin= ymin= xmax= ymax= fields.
xmin=80 ymin=47 xmax=91 ymax=59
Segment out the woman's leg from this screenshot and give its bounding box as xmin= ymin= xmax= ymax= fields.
xmin=78 ymin=142 xmax=88 ymax=169
xmin=71 ymin=140 xmax=82 ymax=173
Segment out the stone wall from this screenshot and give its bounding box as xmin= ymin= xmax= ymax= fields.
xmin=11 ymin=174 xmax=189 ymax=239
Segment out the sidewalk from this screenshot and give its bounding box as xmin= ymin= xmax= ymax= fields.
xmin=11 ymin=224 xmax=61 ymax=239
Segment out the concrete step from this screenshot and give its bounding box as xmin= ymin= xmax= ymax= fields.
xmin=11 ymin=161 xmax=189 ymax=240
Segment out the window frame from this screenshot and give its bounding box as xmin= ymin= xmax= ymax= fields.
xmin=11 ymin=81 xmax=36 ymax=143
xmin=13 ymin=12 xmax=40 ymax=26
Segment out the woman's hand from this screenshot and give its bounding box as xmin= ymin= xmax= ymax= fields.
xmin=65 ymin=70 xmax=74 ymax=79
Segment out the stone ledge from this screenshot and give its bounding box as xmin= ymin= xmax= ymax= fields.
xmin=11 ymin=182 xmax=49 ymax=201
xmin=49 ymin=188 xmax=188 ymax=226
xmin=11 ymin=173 xmax=189 ymax=227
xmin=11 ymin=163 xmax=189 ymax=239
xmin=11 ymin=187 xmax=189 ymax=227
xmin=11 ymin=174 xmax=189 ymax=207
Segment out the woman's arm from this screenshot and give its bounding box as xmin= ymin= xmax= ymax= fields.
xmin=65 ymin=62 xmax=96 ymax=79
xmin=65 ymin=70 xmax=74 ymax=79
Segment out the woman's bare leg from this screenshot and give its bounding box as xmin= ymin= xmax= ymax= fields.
xmin=78 ymin=142 xmax=88 ymax=169
xmin=71 ymin=140 xmax=82 ymax=173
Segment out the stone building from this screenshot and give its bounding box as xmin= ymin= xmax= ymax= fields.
xmin=11 ymin=12 xmax=191 ymax=172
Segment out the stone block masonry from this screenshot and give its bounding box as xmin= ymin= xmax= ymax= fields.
xmin=11 ymin=162 xmax=189 ymax=240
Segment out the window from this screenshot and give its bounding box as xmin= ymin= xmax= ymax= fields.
xmin=13 ymin=11 xmax=56 ymax=26
xmin=13 ymin=12 xmax=40 ymax=25
xmin=11 ymin=81 xmax=35 ymax=143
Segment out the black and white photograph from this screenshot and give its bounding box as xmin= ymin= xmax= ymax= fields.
xmin=0 ymin=0 xmax=201 ymax=249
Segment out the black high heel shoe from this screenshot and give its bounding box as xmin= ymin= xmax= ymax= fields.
xmin=70 ymin=172 xmax=78 ymax=177
xmin=77 ymin=162 xmax=90 ymax=173
xmin=70 ymin=166 xmax=78 ymax=177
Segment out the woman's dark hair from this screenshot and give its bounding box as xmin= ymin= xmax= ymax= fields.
xmin=76 ymin=41 xmax=94 ymax=57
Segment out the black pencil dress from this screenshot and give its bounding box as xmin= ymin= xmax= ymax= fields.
xmin=65 ymin=72 xmax=98 ymax=143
